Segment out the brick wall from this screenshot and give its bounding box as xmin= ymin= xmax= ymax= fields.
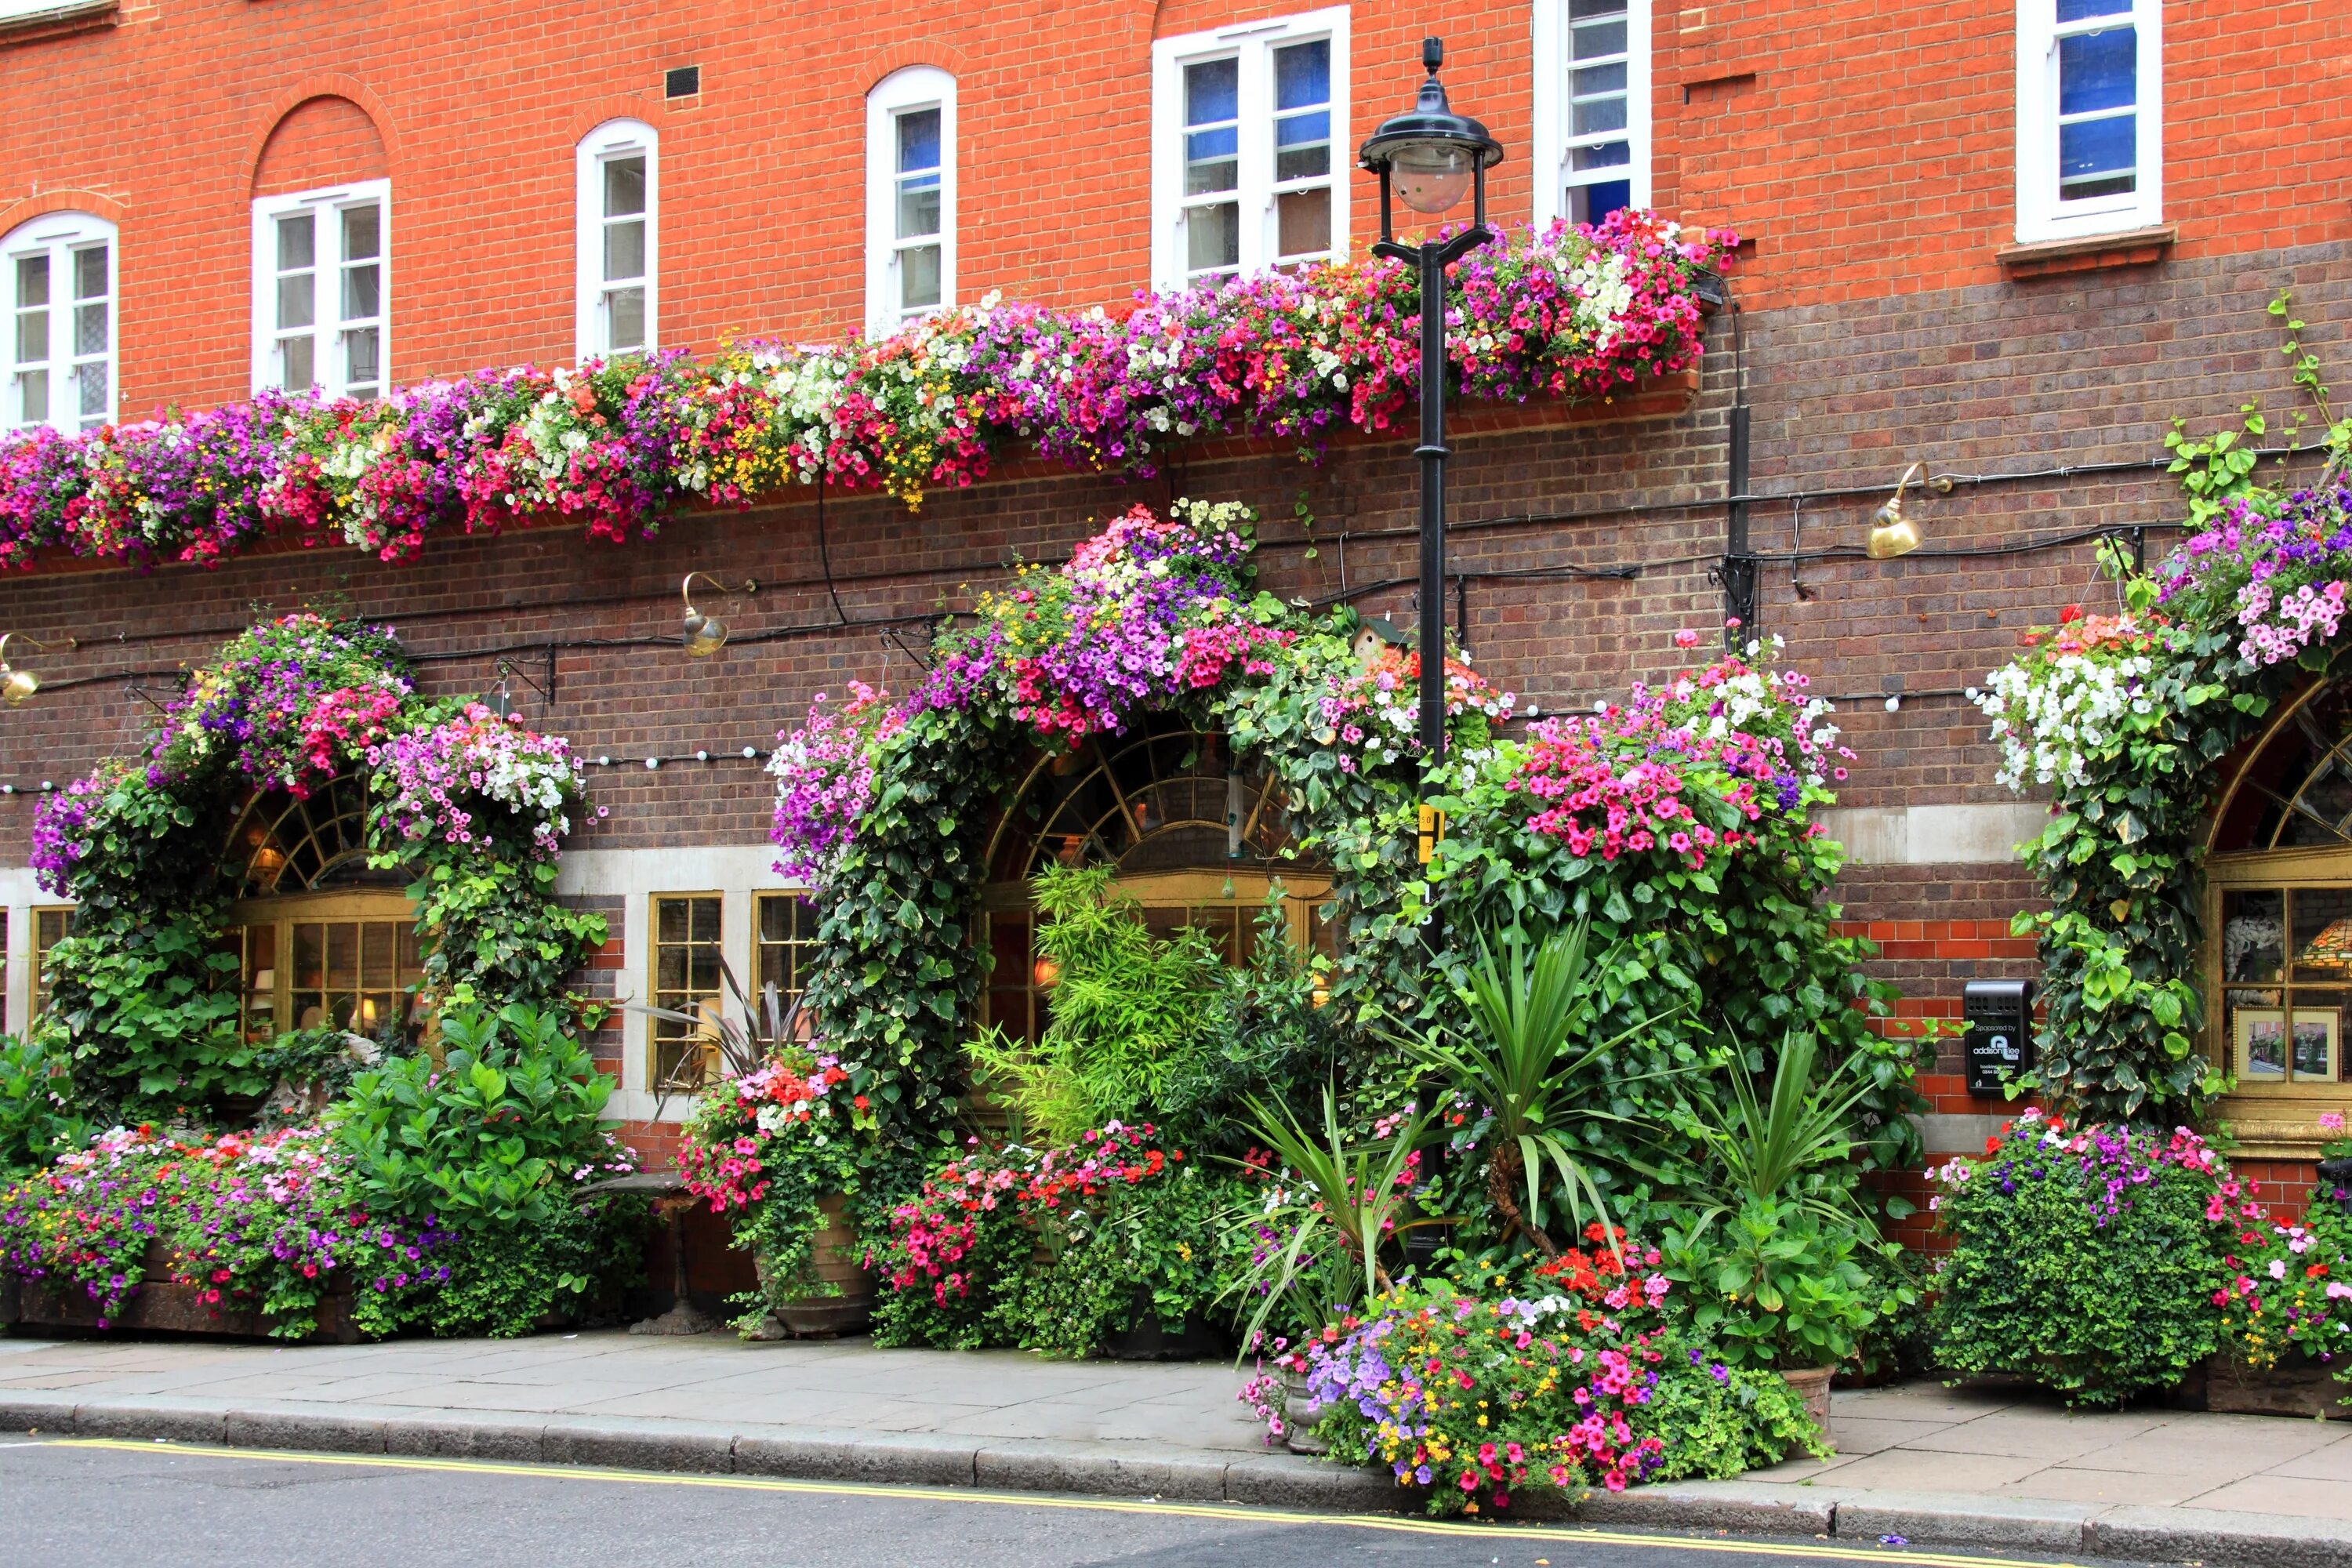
xmin=5 ymin=1 xmax=2348 ymax=417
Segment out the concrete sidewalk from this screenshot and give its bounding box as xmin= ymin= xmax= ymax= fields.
xmin=4 ymin=1330 xmax=2351 ymax=1566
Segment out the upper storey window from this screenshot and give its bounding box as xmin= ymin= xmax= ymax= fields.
xmin=1152 ymin=8 xmax=1349 ymax=293
xmin=866 ymin=67 xmax=956 ymax=335
xmin=2015 ymin=0 xmax=2163 ymax=243
xmin=577 ymin=120 xmax=659 ymax=359
xmin=252 ymin=182 xmax=388 ymax=401
xmin=1533 ymin=0 xmax=1651 ymax=230
xmin=3 ymin=211 xmax=115 ymax=434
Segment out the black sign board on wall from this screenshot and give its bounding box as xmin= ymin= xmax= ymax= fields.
xmin=1963 ymin=979 xmax=2035 ymax=1096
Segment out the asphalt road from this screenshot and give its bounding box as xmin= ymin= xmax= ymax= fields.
xmin=0 ymin=1436 xmax=2136 ymax=1568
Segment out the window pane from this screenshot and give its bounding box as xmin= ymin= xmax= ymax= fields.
xmin=691 ymin=895 xmax=720 ymax=942
xmin=1275 ymin=141 xmax=1330 ymax=183
xmin=2223 ymin=890 xmax=2285 ymax=983
xmin=1185 ymin=57 xmax=1238 ymax=129
xmin=345 ymin=328 xmax=379 ymax=393
xmin=16 ymin=254 xmax=49 ymax=310
xmin=604 ymin=154 xmax=647 ymax=218
xmin=1572 ymin=17 xmax=1628 ymax=58
xmin=13 ymin=306 xmax=45 ymax=366
xmin=1574 ymin=61 xmax=1629 ymax=98
xmin=1573 ymin=141 xmax=1632 ymax=171
xmin=76 ymin=361 xmax=106 ymax=419
xmin=2058 ymin=27 xmax=2136 ymax=114
xmin=280 ymin=333 xmax=314 ymax=391
xmin=278 ymin=272 xmax=314 ymax=332
xmin=2295 ymin=888 xmax=2352 ymax=980
xmin=326 ymin=922 xmax=358 ymax=988
xmin=604 ymin=217 xmax=646 ymax=281
xmin=293 ymin=922 xmax=325 ymax=989
xmin=73 ymin=245 xmax=106 ymax=301
xmin=657 ymin=897 xmax=691 ymax=943
xmin=2056 ymin=0 xmax=2129 ymax=19
xmin=74 ymin=300 xmax=106 ymax=357
xmin=1186 ymin=201 xmax=1240 ymax=274
xmin=1573 ymin=95 xmax=1629 ymax=137
xmin=1570 ymin=179 xmax=1632 ymax=225
xmin=277 ymin=212 xmax=315 ymax=272
xmin=758 ymin=895 xmax=798 ymax=943
xmin=1273 ymin=39 xmax=1327 ymax=111
xmin=1276 ymin=187 xmax=1330 ymax=259
xmin=896 ymin=181 xmax=941 ymax=241
xmin=342 ymin=203 xmax=381 ymax=262
xmin=899 ymin=243 xmax=941 ymax=310
xmin=18 ymin=369 xmax=45 ymax=423
xmin=2291 ymin=994 xmax=2343 ymax=1080
xmin=1185 ymin=133 xmax=1239 ymax=195
xmin=896 ymin=107 xmax=941 ymax=176
xmin=343 ymin=261 xmax=380 ymax=321
xmin=1570 ymin=0 xmax=1627 ymax=16
xmin=605 ymin=285 xmax=645 ymax=351
xmin=361 ymin=920 xmax=394 ymax=985
xmin=2059 ymin=115 xmax=2136 ymax=196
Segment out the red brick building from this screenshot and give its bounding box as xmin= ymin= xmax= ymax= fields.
xmin=3 ymin=0 xmax=2349 ymax=1190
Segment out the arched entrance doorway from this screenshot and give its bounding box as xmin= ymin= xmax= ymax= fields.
xmin=222 ymin=773 xmax=423 ymax=1046
xmin=978 ymin=715 xmax=1330 ymax=1040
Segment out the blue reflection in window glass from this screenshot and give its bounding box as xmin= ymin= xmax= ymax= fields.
xmin=2058 ymin=27 xmax=2136 ymax=115
xmin=1187 ymin=58 xmax=1238 ymax=126
xmin=2056 ymin=0 xmax=2129 ymax=20
xmin=1276 ymin=40 xmax=1328 ymax=111
xmin=2060 ymin=115 xmax=2136 ymax=184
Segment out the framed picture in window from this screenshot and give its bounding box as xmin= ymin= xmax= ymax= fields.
xmin=2235 ymin=1009 xmax=2288 ymax=1080
xmin=2292 ymin=1011 xmax=2339 ymax=1081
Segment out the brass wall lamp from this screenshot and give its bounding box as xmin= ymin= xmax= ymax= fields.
xmin=0 ymin=634 xmax=74 ymax=706
xmin=1865 ymin=462 xmax=1954 ymax=561
xmin=680 ymin=573 xmax=757 ymax=658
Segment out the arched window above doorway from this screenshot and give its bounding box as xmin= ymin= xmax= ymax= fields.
xmin=2205 ymin=681 xmax=2352 ymax=1134
xmin=222 ymin=775 xmax=420 ymax=1047
xmin=979 ymin=716 xmax=1329 ymax=1042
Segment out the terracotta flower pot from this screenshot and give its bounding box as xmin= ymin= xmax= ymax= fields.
xmin=1780 ymin=1365 xmax=1836 ymax=1452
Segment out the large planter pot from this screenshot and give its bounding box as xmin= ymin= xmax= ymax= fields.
xmin=2186 ymin=1352 xmax=2351 ymax=1421
xmin=1283 ymin=1367 xmax=1329 ymax=1456
xmin=1780 ymin=1366 xmax=1837 ymax=1452
xmin=753 ymin=1195 xmax=875 ymax=1339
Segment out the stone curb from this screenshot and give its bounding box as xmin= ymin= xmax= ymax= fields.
xmin=6 ymin=1392 xmax=2351 ymax=1566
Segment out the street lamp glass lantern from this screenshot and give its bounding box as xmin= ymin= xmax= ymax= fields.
xmin=1358 ymin=38 xmax=1504 ymax=236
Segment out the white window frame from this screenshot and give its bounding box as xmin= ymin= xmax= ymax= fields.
xmin=2014 ymin=0 xmax=2162 ymax=244
xmin=864 ymin=66 xmax=957 ymax=336
xmin=1530 ymin=0 xmax=1651 ymax=230
xmin=249 ymin=180 xmax=390 ymax=401
xmin=3 ymin=210 xmax=117 ymax=434
xmin=1150 ymin=6 xmax=1350 ymax=296
xmin=575 ymin=119 xmax=659 ymax=361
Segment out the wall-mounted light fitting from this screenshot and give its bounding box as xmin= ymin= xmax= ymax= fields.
xmin=681 ymin=572 xmax=757 ymax=658
xmin=1865 ymin=462 xmax=1951 ymax=561
xmin=0 ymin=634 xmax=75 ymax=706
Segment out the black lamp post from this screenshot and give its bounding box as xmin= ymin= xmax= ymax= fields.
xmin=1359 ymin=38 xmax=1504 ymax=783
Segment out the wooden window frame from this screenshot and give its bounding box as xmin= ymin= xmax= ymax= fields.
xmin=648 ymin=891 xmax=725 ymax=1090
xmin=2203 ymin=846 xmax=2352 ymax=1156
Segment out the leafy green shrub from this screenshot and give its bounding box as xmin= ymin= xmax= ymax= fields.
xmin=1662 ymin=1196 xmax=1912 ymax=1370
xmin=328 ymin=1003 xmax=644 ymax=1335
xmin=1929 ymin=1112 xmax=2228 ymax=1405
xmin=967 ymin=866 xmax=1222 ymax=1144
xmin=0 ymin=1031 xmax=90 ymax=1180
xmin=1639 ymin=1335 xmax=1828 ymax=1480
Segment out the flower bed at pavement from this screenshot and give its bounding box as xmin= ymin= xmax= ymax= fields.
xmin=853 ymin=1120 xmax=1245 ymax=1357
xmin=0 ymin=213 xmax=1730 ymax=572
xmin=1269 ymin=1229 xmax=1820 ymax=1517
xmin=1928 ymin=1109 xmax=2352 ymax=1406
xmin=0 ymin=1124 xmax=449 ymax=1335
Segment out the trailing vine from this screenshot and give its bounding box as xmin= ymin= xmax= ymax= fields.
xmin=1975 ymin=291 xmax=2352 ymax=1123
